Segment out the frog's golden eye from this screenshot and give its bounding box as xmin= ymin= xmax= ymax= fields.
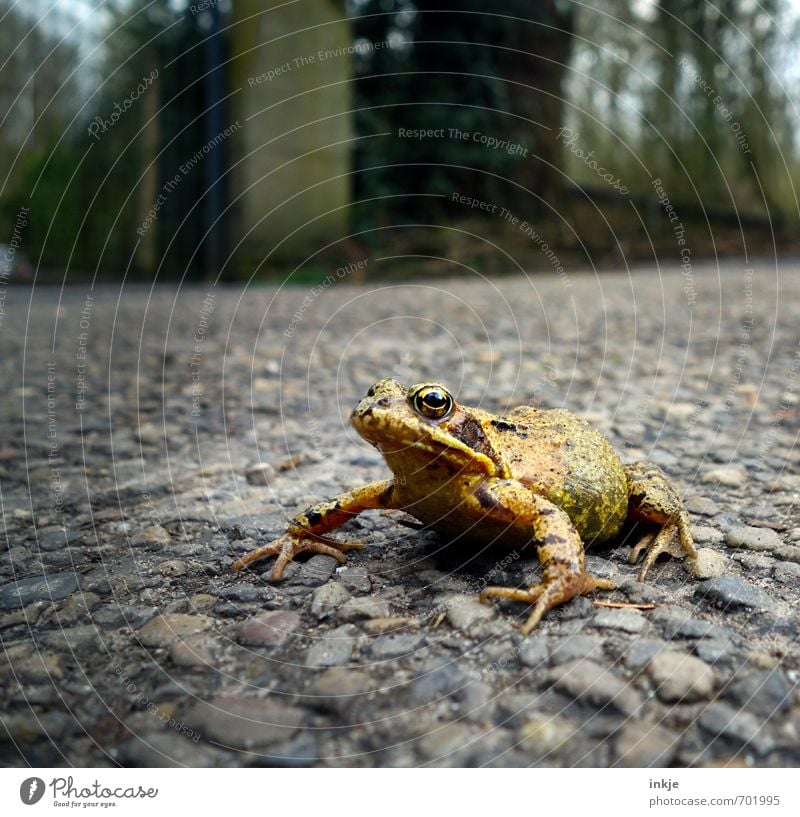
xmin=410 ymin=385 xmax=454 ymax=420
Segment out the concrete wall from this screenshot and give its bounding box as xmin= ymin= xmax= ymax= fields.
xmin=229 ymin=0 xmax=353 ymax=269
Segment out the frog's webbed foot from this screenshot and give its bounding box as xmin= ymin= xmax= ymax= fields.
xmin=232 ymin=533 xmax=364 ymax=580
xmin=624 ymin=462 xmax=698 ymax=581
xmin=469 ymin=478 xmax=614 ymax=634
xmin=481 ymin=574 xmax=615 ymax=635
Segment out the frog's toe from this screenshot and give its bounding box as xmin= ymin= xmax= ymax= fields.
xmin=627 ymin=531 xmax=656 ymax=565
xmin=634 ymin=525 xmax=684 ymax=581
xmin=271 ymin=537 xmax=350 ymax=580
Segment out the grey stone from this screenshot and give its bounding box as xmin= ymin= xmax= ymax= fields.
xmin=37 ymin=526 xmax=81 ymax=551
xmin=695 ymin=576 xmax=776 ymax=612
xmin=244 ymin=462 xmax=276 ymax=486
xmin=724 ymin=670 xmax=793 ymax=719
xmin=692 ymin=525 xmax=724 ymax=544
xmin=693 ymin=547 xmax=729 ymax=578
xmin=701 ymin=464 xmax=748 ymax=488
xmin=647 ymin=652 xmax=715 ymax=702
xmin=92 ymin=604 xmax=158 ymax=630
xmin=371 ymin=632 xmax=425 ymax=659
xmin=237 ymin=610 xmax=301 ymax=647
xmin=623 ymin=639 xmax=667 ymax=671
xmin=518 ymin=636 xmax=549 ymax=669
xmin=615 ymin=721 xmax=680 ymax=768
xmin=517 ymin=715 xmax=576 ymax=758
xmin=726 ymin=526 xmax=782 ymax=551
xmin=217 ymin=583 xmax=272 ymax=604
xmin=137 ymin=614 xmax=212 ymax=648
xmin=185 ymin=695 xmax=304 ymax=750
xmin=0 ymin=571 xmax=79 ymax=609
xmin=338 ymin=595 xmax=391 ymax=622
xmin=40 ymin=625 xmax=102 ymax=652
xmin=131 ymin=525 xmax=171 ymax=547
xmin=699 ymin=701 xmax=775 ymax=756
xmin=337 ymin=566 xmax=372 ymax=594
xmin=310 ymin=581 xmax=351 ymax=617
xmin=686 ymin=496 xmax=721 ymax=516
xmin=773 ymin=561 xmax=800 ymax=582
xmin=305 ymin=624 xmax=357 ymax=667
xmin=444 ymin=595 xmax=495 ymax=631
xmin=591 ymin=607 xmax=647 ymax=633
xmin=169 ymin=634 xmax=222 ymax=668
xmin=551 ymin=660 xmax=642 ymax=716
xmin=296 ymin=555 xmax=339 ymax=586
xmin=694 ymin=639 xmax=737 ymax=664
xmin=117 ymin=730 xmax=228 ymax=767
xmin=550 ymin=635 xmax=604 ymax=666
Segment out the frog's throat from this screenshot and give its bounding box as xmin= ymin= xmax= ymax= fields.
xmin=407 ymin=438 xmax=509 ymax=478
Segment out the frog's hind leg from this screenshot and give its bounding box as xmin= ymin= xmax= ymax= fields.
xmin=624 ymin=462 xmax=698 ymax=581
xmin=232 ymin=479 xmax=397 ymax=580
xmin=473 ymin=479 xmax=614 ymax=634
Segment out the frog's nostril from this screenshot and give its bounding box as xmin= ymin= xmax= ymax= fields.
xmin=376 ymin=397 xmax=391 ymax=408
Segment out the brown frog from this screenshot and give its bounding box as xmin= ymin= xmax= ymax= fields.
xmin=233 ymin=380 xmax=698 ymax=633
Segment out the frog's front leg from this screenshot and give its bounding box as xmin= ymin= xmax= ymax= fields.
xmin=624 ymin=462 xmax=698 ymax=581
xmin=473 ymin=479 xmax=614 ymax=634
xmin=232 ymin=479 xmax=397 ymax=580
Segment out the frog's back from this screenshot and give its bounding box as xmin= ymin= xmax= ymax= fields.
xmin=498 ymin=406 xmax=628 ymax=542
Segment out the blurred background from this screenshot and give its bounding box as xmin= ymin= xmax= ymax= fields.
xmin=1 ymin=0 xmax=798 ymax=282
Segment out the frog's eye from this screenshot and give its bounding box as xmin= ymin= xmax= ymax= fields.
xmin=410 ymin=385 xmax=454 ymax=420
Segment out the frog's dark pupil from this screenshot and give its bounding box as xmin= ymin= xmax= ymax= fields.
xmin=424 ymin=392 xmax=447 ymax=409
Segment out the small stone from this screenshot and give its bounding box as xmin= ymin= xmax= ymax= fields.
xmin=117 ymin=730 xmax=227 ymax=767
xmin=623 ymin=639 xmax=667 ymax=671
xmin=417 ymin=723 xmax=475 ymax=761
xmin=137 ymin=614 xmax=211 ymax=648
xmin=726 ymin=526 xmax=782 ymax=551
xmin=309 ymin=667 xmax=372 ymax=700
xmin=773 ymin=562 xmax=800 ymax=583
xmin=686 ymin=496 xmax=721 ymax=516
xmin=591 ymin=607 xmax=647 ymax=633
xmin=775 ymin=545 xmax=800 ymax=562
xmin=185 ymin=695 xmax=304 ymax=750
xmin=305 ymin=624 xmax=357 ymax=667
xmin=159 ymin=560 xmax=187 ymax=577
xmin=551 ymin=660 xmax=642 ymax=716
xmin=336 ymin=566 xmax=372 ymax=594
xmin=135 ymin=423 xmax=161 ymax=445
xmin=37 ymin=526 xmax=81 ymax=551
xmin=245 ymin=462 xmax=276 ymax=486
xmin=699 ymin=701 xmax=775 ymax=756
xmin=189 ymin=594 xmax=218 ymax=613
xmin=362 ymin=616 xmax=418 ymax=635
xmin=647 ymin=652 xmax=715 ymax=702
xmin=41 ymin=624 xmax=102 ymax=652
xmin=615 ymin=721 xmax=679 ymax=768
xmin=695 ymin=576 xmax=776 ymax=613
xmin=0 ymin=571 xmax=79 ymax=610
xmin=132 ymin=525 xmax=171 ymax=547
xmin=517 ymin=715 xmax=575 ymax=756
xmin=550 ymin=635 xmax=604 ymax=666
xmin=237 ymin=610 xmax=301 ymax=647
xmin=518 ymin=636 xmax=549 ymax=668
xmin=93 ymin=604 xmax=158 ymax=630
xmin=694 ymin=639 xmax=736 ymax=664
xmin=0 ymin=645 xmax=64 ymax=683
xmin=444 ymin=595 xmax=495 ymax=631
xmin=724 ymin=669 xmax=792 ymax=719
xmin=169 ymin=634 xmax=221 ymax=667
xmin=584 ymin=556 xmax=618 ymax=578
xmin=310 ymin=582 xmax=351 ymax=618
xmin=701 ymin=464 xmax=748 ymax=488
xmin=338 ymin=596 xmax=391 ymax=622
xmin=693 ymin=548 xmax=730 ymax=579
xmin=371 ymin=632 xmax=425 ymax=659
xmin=692 ymin=526 xmax=724 ymax=544
xmin=296 ymin=555 xmax=339 ymax=586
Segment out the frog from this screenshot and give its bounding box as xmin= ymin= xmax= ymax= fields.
xmin=233 ymin=379 xmax=698 ymax=633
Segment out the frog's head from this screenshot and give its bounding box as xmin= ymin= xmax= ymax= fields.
xmin=351 ymin=379 xmax=505 ymax=477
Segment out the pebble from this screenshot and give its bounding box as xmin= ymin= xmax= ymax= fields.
xmin=551 ymin=660 xmax=642 ymax=716
xmin=305 ymin=624 xmax=358 ymax=667
xmin=773 ymin=562 xmax=800 ymax=583
xmin=550 ymin=635 xmax=604 ymax=666
xmin=623 ymin=639 xmax=667 ymax=671
xmin=370 ymin=632 xmax=425 ymax=659
xmin=41 ymin=625 xmax=102 ymax=652
xmin=0 ymin=645 xmax=64 ymax=683
xmin=185 ymin=695 xmax=304 ymax=750
xmin=694 ymin=576 xmax=777 ymax=613
xmin=237 ymin=610 xmax=301 ymax=647
xmin=417 ymin=723 xmax=476 ymax=761
xmin=309 ymin=667 xmax=372 ymax=702
xmin=337 ymin=595 xmax=390 ymax=622
xmin=724 ymin=669 xmax=792 ymax=719
xmin=336 ymin=566 xmax=372 ymax=594
xmin=691 ymin=526 xmax=724 ymax=544
xmin=727 ymin=525 xmax=782 ymax=551
xmin=444 ymin=595 xmax=496 ymax=631
xmin=131 ymin=525 xmax=171 ymax=547
xmin=614 ymin=721 xmax=679 ymax=768
xmin=699 ymin=701 xmax=775 ymax=756
xmin=169 ymin=634 xmax=221 ymax=668
xmin=295 ymin=555 xmax=340 ymax=586
xmin=647 ymin=652 xmax=715 ymax=702
xmin=137 ymin=614 xmax=212 ymax=648
xmin=310 ymin=581 xmax=351 ymax=617
xmin=517 ymin=715 xmax=575 ymax=756
xmin=591 ymin=607 xmax=647 ymax=633
xmin=0 ymin=571 xmax=79 ymax=610
xmin=701 ymin=464 xmax=748 ymax=487
xmin=92 ymin=604 xmax=158 ymax=630
xmin=693 ymin=548 xmax=729 ymax=578
xmin=694 ymin=639 xmax=736 ymax=664
xmin=117 ymin=730 xmax=228 ymax=767
xmin=244 ymin=462 xmax=276 ymax=486
xmin=517 ymin=636 xmax=549 ymax=668
xmin=686 ymin=496 xmax=721 ymax=516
